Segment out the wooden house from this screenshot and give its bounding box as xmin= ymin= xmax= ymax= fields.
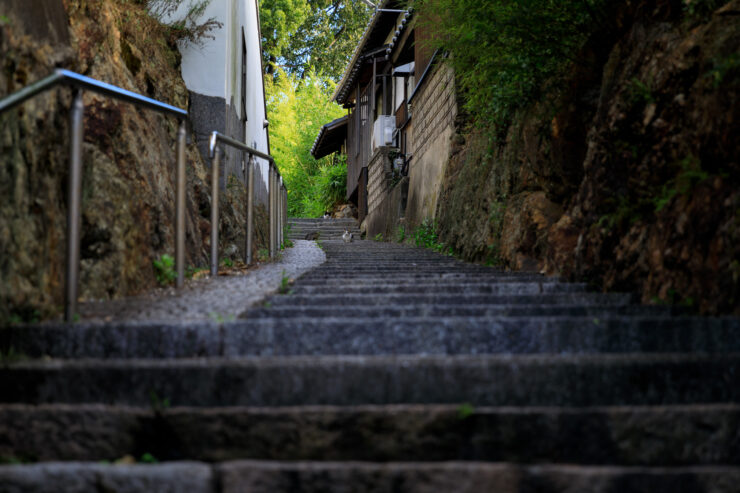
xmin=311 ymin=0 xmax=457 ymax=236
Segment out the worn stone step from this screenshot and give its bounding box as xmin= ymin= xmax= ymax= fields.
xmin=289 ymin=282 xmax=589 ymax=295
xmin=299 ymin=265 xmax=513 ymax=272
xmin=245 ymin=304 xmax=672 ymax=318
xmin=267 ymin=292 xmax=636 ymax=306
xmin=1 ymin=403 xmax=738 ymax=465
xmin=1 ymin=461 xmax=738 ymax=493
xmin=0 ymin=462 xmax=214 ymax=493
xmin=295 ymin=273 xmax=558 ymax=283
xmin=4 ymin=316 xmax=735 ymax=359
xmin=2 ymin=353 xmax=739 ymax=407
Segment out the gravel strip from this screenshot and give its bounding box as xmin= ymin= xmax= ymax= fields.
xmin=78 ymin=241 xmax=325 ymax=322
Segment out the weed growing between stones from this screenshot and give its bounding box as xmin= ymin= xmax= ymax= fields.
xmin=152 ymin=254 xmax=176 ymax=286
xmin=0 ymin=347 xmax=26 ymax=365
xmin=258 ymin=248 xmax=271 ymax=261
xmin=413 ymin=219 xmax=454 ymax=256
xmin=458 ymin=403 xmax=475 ymax=420
xmin=396 ymin=225 xmax=406 ymax=243
xmin=209 ymin=312 xmax=235 ymax=323
xmin=278 ymin=270 xmax=293 ymax=295
xmin=282 ymin=224 xmax=294 ymax=250
xmin=139 ymin=453 xmax=158 ymax=464
xmin=148 ymin=391 xmax=170 ymax=413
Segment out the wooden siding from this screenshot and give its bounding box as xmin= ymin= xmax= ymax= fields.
xmin=346 ymin=85 xmax=373 ymax=200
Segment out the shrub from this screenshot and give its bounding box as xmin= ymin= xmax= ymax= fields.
xmin=415 ymin=0 xmax=608 ymax=131
xmin=153 ymin=254 xmax=176 ymax=285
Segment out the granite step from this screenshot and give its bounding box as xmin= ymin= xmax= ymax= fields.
xmin=2 ymin=354 xmax=739 ymax=407
xmin=2 ymin=403 xmax=738 ymax=465
xmin=245 ymin=304 xmax=672 ymax=319
xmin=288 ymin=282 xmax=590 ymax=295
xmin=1 ymin=461 xmax=738 ymax=493
xmin=265 ymin=292 xmax=637 ymax=306
xmin=4 ymin=316 xmax=736 ymax=359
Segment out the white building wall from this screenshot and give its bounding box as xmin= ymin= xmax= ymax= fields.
xmin=171 ymin=0 xmax=271 ymax=203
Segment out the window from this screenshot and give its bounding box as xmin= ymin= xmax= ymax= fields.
xmin=241 ymin=28 xmax=247 ymax=124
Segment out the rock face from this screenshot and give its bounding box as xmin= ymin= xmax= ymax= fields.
xmin=436 ymin=0 xmax=739 ymax=314
xmin=0 ymin=0 xmax=267 ymax=322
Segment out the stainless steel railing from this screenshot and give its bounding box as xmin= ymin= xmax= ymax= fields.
xmin=208 ymin=131 xmax=287 ymax=277
xmin=1 ymin=69 xmax=286 ymax=322
xmin=0 ymin=69 xmax=188 ymax=322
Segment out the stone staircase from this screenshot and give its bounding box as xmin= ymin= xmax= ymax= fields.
xmin=1 ymin=228 xmax=739 ymax=492
xmin=287 ymin=217 xmax=362 ymax=241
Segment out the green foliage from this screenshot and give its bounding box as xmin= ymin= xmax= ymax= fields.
xmin=486 ymin=201 xmax=506 ymax=265
xmin=706 ymin=53 xmax=740 ymax=88
xmin=0 ymin=15 xmax=11 ymax=26
xmin=628 ymin=78 xmax=656 ymax=105
xmin=396 ymin=225 xmax=406 ymax=243
xmin=259 ymin=0 xmax=372 ymax=80
xmin=266 ymin=70 xmax=347 ymax=217
xmin=185 ymin=265 xmax=207 ymax=279
xmin=258 ymin=248 xmax=271 ymax=261
xmin=416 ymin=0 xmax=607 ymax=131
xmin=374 ymin=233 xmax=384 ymax=242
xmin=152 ymin=254 xmax=176 ymax=286
xmin=0 ymin=347 xmax=26 ymax=365
xmin=220 ymin=257 xmax=234 ymax=268
xmin=683 ymin=0 xmax=731 ymax=22
xmin=139 ymin=453 xmax=158 ymax=464
xmin=278 ymin=269 xmax=292 ymax=294
xmin=653 ymin=156 xmax=709 ymax=212
xmin=413 ymin=219 xmax=453 ymax=255
xmin=149 ymin=390 xmax=170 ymax=412
xmin=209 ymin=312 xmax=235 ymax=323
xmin=457 ymin=403 xmax=475 ymax=420
xmin=6 ymin=309 xmax=41 ymax=325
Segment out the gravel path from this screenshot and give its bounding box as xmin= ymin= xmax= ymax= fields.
xmin=78 ymin=241 xmax=325 ymax=322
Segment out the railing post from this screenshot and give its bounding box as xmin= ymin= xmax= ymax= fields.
xmin=246 ymin=154 xmax=254 ymax=264
xmin=278 ymin=177 xmax=283 ymax=248
xmin=283 ymin=185 xmax=287 ymax=242
xmin=64 ymin=89 xmax=84 ymax=323
xmin=269 ymin=163 xmax=276 ymax=258
xmin=210 ymin=145 xmax=222 ymax=276
xmin=175 ymin=119 xmax=186 ymax=288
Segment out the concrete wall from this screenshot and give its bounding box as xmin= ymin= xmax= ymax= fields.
xmin=406 ymin=63 xmax=457 ymax=227
xmin=173 ymin=0 xmax=270 ymax=205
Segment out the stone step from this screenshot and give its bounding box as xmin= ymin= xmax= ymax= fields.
xmin=1 ymin=403 xmax=738 ymax=465
xmin=267 ymin=292 xmax=636 ymax=306
xmin=295 ymin=263 xmax=507 ymax=271
xmin=246 ymin=303 xmax=673 ymax=318
xmin=288 ymin=228 xmax=362 ymax=233
xmin=295 ymin=273 xmax=558 ymax=283
xmin=288 ymin=282 xmax=589 ymax=295
xmin=1 ymin=461 xmax=738 ymax=493
xmin=2 ymin=353 xmax=739 ymax=407
xmin=5 ymin=316 xmax=736 ymax=359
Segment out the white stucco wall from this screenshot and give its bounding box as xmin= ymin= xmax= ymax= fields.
xmin=170 ymin=0 xmax=271 ymax=189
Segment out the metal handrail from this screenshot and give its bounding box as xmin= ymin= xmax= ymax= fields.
xmin=0 ymin=69 xmax=188 ymax=322
xmin=208 ymin=131 xmax=287 ymax=275
xmin=0 ymin=69 xmax=187 ymax=118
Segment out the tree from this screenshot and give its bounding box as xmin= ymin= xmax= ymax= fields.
xmin=266 ymin=70 xmax=347 ymax=216
xmin=259 ymin=0 xmax=372 ymax=80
